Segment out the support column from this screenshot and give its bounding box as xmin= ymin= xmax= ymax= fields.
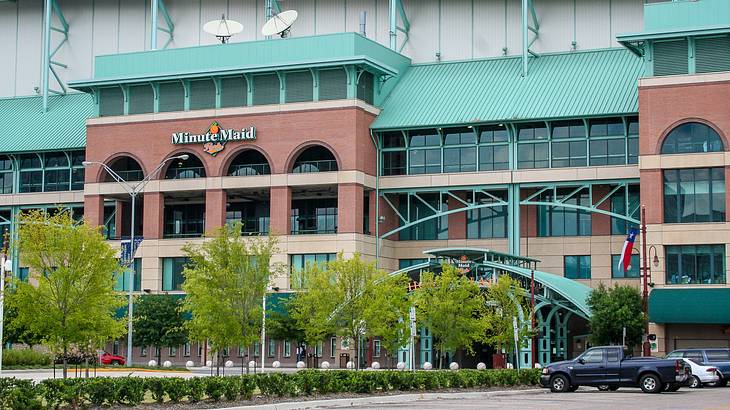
xmin=508 ymin=184 xmax=521 ymax=256
xmin=84 ymin=195 xmax=105 ymax=228
xmin=338 ymin=184 xmax=365 ymax=234
xmin=592 ymin=186 xmax=611 ymax=235
xmin=555 ymin=312 xmax=572 ymax=361
xmin=640 ymin=170 xmax=663 ymax=224
xmin=270 ymin=186 xmax=291 ymax=236
xmin=536 ymin=310 xmax=551 ymax=366
xmin=205 ymin=189 xmax=227 ymax=234
xmin=447 ymin=191 xmax=467 ymax=240
xmin=368 ymin=191 xmax=377 ymax=236
xmin=143 ymin=192 xmax=164 ymax=240
xmin=115 ymin=200 xmax=125 ymax=239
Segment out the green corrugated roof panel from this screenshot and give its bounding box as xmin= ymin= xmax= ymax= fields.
xmin=0 ymin=93 xmax=94 ymax=154
xmin=649 ymin=288 xmax=730 ymax=324
xmin=371 ymin=48 xmax=643 ymax=130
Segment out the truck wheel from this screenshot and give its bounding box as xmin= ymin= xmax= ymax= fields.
xmin=689 ymin=375 xmax=702 ymax=388
xmin=597 ymin=385 xmax=610 ymax=391
xmin=111 ymin=360 xmax=120 ymax=366
xmin=664 ymin=383 xmax=681 ymax=392
xmin=639 ymin=374 xmax=663 ymax=394
xmin=550 ymin=374 xmax=570 ymax=393
xmin=718 ymin=378 xmax=728 ymax=387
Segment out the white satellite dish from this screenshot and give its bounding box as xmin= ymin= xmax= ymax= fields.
xmin=261 ymin=10 xmax=298 ymax=38
xmin=203 ymin=14 xmax=244 ymax=44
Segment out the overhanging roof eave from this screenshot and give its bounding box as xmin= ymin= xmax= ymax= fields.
xmin=616 ymin=25 xmax=730 ymax=43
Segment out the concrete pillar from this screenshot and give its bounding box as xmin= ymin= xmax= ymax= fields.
xmin=447 ymin=191 xmax=467 ymax=240
xmin=84 ymin=195 xmax=105 ymax=228
xmin=270 ymin=186 xmax=291 ymax=236
xmin=205 ymin=189 xmax=227 ymax=234
xmin=338 ymin=183 xmax=365 ymax=234
xmin=143 ymin=192 xmax=165 ymax=239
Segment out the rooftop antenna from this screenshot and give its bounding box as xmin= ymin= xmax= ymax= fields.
xmin=203 ymin=14 xmax=244 ymax=44
xmin=261 ymin=9 xmax=298 ymax=38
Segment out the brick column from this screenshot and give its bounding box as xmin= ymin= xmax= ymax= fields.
xmin=338 ymin=183 xmax=365 ymax=234
xmin=726 ymin=167 xmax=730 ymax=223
xmin=378 ymin=196 xmax=400 ymax=241
xmin=143 ymin=192 xmax=165 ymax=240
xmin=520 ymin=189 xmax=538 ymax=238
xmin=448 ymin=191 xmax=467 ymax=240
xmin=270 ymin=186 xmax=291 ymax=236
xmin=640 ymin=170 xmax=663 ymax=224
xmin=205 ymin=189 xmax=227 ymax=234
xmin=84 ymin=195 xmax=105 ymax=228
xmin=115 ymin=200 xmax=125 ymax=239
xmin=592 ymin=186 xmax=611 ymax=236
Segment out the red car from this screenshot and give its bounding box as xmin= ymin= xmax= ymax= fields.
xmin=99 ymin=352 xmax=126 ymax=366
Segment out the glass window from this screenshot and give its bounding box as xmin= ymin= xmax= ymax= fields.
xmin=398 ymin=193 xmax=448 ymax=240
xmin=183 ymin=342 xmax=191 ymax=357
xmin=292 ymin=146 xmax=338 ymax=173
xmin=169 ymin=346 xmax=177 ymax=357
xmin=140 ymin=346 xmax=147 ymax=357
xmin=409 ymin=129 xmax=440 ymax=147
xmin=607 ymin=349 xmax=620 ymax=362
xmin=284 ymin=341 xmax=291 ymax=357
xmin=409 ymin=148 xmax=441 ymax=174
xmin=164 ymin=203 xmax=205 ymax=238
xmin=330 ymin=337 xmax=336 ymax=358
xmin=581 ymin=349 xmax=604 ymax=363
xmin=467 ymin=191 xmax=508 ymax=239
xmin=665 ymin=245 xmax=725 ymax=285
xmin=611 ymin=254 xmax=640 ymax=278
xmin=268 ymin=339 xmax=276 ymax=358
xmin=552 ymin=120 xmax=586 ymax=139
xmin=162 ymin=257 xmax=190 ymax=291
xmin=165 ymin=154 xmax=206 ymax=179
xmin=443 ymin=146 xmax=476 ymax=173
xmin=611 ymin=185 xmax=640 ymax=235
xmin=382 ymin=131 xmax=406 ymax=148
xmin=552 ymin=140 xmax=587 ymax=168
xmin=443 ymin=128 xmax=476 ymax=145
xmin=661 ymin=122 xmax=724 ymax=154
xmin=290 ymin=253 xmax=336 ymax=289
xmin=479 ymin=125 xmax=509 ymax=143
xmin=517 ymin=142 xmax=549 ymax=169
xmin=115 ymin=258 xmax=142 ymax=291
xmin=0 ymin=156 xmax=12 ymax=194
xmin=291 ymin=198 xmax=337 ymax=235
xmin=537 ymin=188 xmax=591 ymax=237
xmin=374 ymin=339 xmax=382 ymax=357
xmin=478 ymin=144 xmax=509 ymax=171
xmin=706 ymin=350 xmax=730 ymax=361
xmin=684 ymin=351 xmax=705 ymax=364
xmin=516 ymin=123 xmax=548 ymax=141
xmin=564 ymin=255 xmax=591 ymax=279
xmin=383 ymin=151 xmax=406 ymax=176
xmin=663 ymin=168 xmax=725 ymax=223
xmin=627 ymin=117 xmax=639 ymax=164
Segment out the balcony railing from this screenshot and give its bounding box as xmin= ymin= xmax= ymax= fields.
xmin=229 ymin=163 xmax=271 ymax=176
xmin=227 ymin=217 xmax=270 ymax=235
xmin=163 ymin=220 xmax=205 ymax=238
xmin=113 ymin=169 xmax=144 ymax=181
xmin=292 ymin=160 xmax=338 ymax=174
xmin=167 ymin=167 xmax=205 ymax=179
xmin=290 ymin=214 xmax=337 ymax=234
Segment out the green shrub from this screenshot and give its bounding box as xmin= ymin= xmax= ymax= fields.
xmin=146 ymin=377 xmax=166 ymax=403
xmin=187 ymin=377 xmax=206 ymax=403
xmin=82 ymin=377 xmax=118 ymax=406
xmin=0 ymin=378 xmax=43 ymax=410
xmin=1 ymin=349 xmax=52 ymax=367
xmin=39 ymin=379 xmax=83 ymax=409
xmin=203 ymin=376 xmax=226 ymax=401
xmin=239 ymin=375 xmax=257 ymax=400
xmin=222 ymin=377 xmax=239 ymax=401
xmin=163 ymin=377 xmax=189 ymax=403
xmin=115 ymin=377 xmax=146 ymax=406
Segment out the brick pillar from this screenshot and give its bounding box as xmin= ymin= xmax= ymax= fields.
xmin=338 ymin=183 xmax=364 ymax=234
xmin=640 ymin=170 xmax=663 ymax=224
xmin=368 ymin=191 xmax=377 ymax=236
xmin=520 ymin=189 xmax=538 ymax=238
xmin=270 ymin=186 xmax=291 ymax=236
xmin=448 ymin=191 xmax=467 ymax=240
xmin=592 ymin=186 xmax=611 ymax=236
xmin=143 ymin=192 xmax=165 ymax=240
xmin=726 ymin=167 xmax=730 ymax=223
xmin=378 ymin=196 xmax=399 ymax=241
xmin=84 ymin=195 xmax=105 ymax=228
xmin=115 ymin=200 xmax=125 ymax=239
xmin=205 ymin=189 xmax=227 ymax=234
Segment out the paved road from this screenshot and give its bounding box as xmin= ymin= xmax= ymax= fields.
xmin=226 ymin=387 xmax=730 ymax=410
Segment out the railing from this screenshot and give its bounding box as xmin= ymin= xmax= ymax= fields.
xmin=167 ymin=167 xmax=205 ymax=179
xmin=163 ymin=220 xmax=205 ymax=238
xmin=292 ymin=160 xmax=338 ymax=174
xmin=290 ymin=215 xmax=337 ymax=234
xmin=112 ymin=169 xmax=144 ymax=181
xmin=229 ymin=163 xmax=271 ymax=176
xmin=227 ymin=217 xmax=270 ymax=235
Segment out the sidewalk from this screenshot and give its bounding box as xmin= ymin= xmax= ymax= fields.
xmin=220 ymin=389 xmax=547 ymax=410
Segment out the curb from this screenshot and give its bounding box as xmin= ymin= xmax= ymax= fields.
xmin=221 ymin=388 xmax=547 ymax=410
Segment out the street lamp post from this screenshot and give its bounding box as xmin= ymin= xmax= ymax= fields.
xmin=640 ymin=205 xmax=650 ymax=357
xmin=83 ymin=154 xmax=188 ymax=367
xmin=261 ymin=285 xmax=273 ymax=373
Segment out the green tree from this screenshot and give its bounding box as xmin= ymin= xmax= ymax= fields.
xmin=182 ymin=222 xmax=281 ymax=373
xmin=133 ymin=295 xmax=188 ymax=366
xmin=483 ymin=275 xmax=534 ymax=363
xmin=289 ymin=253 xmax=407 ymax=369
xmin=267 ymin=298 xmax=306 ymax=361
xmin=414 ymin=264 xmax=487 ymax=368
xmin=8 ymin=210 xmax=125 ymax=378
xmin=362 ymin=273 xmax=410 ymax=368
xmin=2 ymin=288 xmax=44 ymax=348
xmin=587 ymin=283 xmax=645 ymax=347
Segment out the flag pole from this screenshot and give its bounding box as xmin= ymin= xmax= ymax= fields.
xmin=640 ymin=205 xmax=650 ymax=357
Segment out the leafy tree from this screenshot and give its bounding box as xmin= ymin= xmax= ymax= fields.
xmin=133 ymin=295 xmax=188 ymax=366
xmin=362 ymin=273 xmax=410 ymax=368
xmin=267 ymin=298 xmax=306 ymax=361
xmin=289 ymin=253 xmax=408 ymax=369
xmin=182 ymin=222 xmax=281 ymax=373
xmin=586 ymin=283 xmax=645 ymax=347
xmin=414 ymin=264 xmax=488 ymax=368
xmin=8 ymin=210 xmax=125 ymax=378
xmin=483 ymin=274 xmax=534 ymax=362
xmin=2 ymin=288 xmax=44 ymax=348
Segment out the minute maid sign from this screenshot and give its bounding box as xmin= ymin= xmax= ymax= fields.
xmin=171 ymin=121 xmax=256 ymax=156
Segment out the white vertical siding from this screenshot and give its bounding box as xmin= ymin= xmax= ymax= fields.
xmin=531 ymin=0 xmax=574 ymax=54
xmin=440 ymin=0 xmax=472 ymax=61
xmin=504 ymin=0 xmax=522 ymax=56
xmin=400 ymin=0 xmax=439 ymax=63
xmin=575 ymin=0 xmax=611 ymax=51
xmin=60 ymin=0 xmax=95 ymax=84
xmin=199 ymin=0 xmax=229 ymax=46
xmin=92 ymin=0 xmax=122 ymax=57
xmin=167 ymin=0 xmax=202 ymax=48
xmin=15 ymin=0 xmax=43 ymax=98
xmin=315 ymin=0 xmax=346 ymax=35
xmin=0 ymin=2 xmax=19 ymax=97
xmin=346 ymin=0 xmax=378 ymax=40
xmin=611 ymin=0 xmax=643 ymax=48
xmin=473 ymin=0 xmax=507 ymax=59
xmin=286 ymin=0 xmax=317 ymax=39
xmin=227 ymin=0 xmax=261 ymax=43
xmin=117 ymin=0 xmax=146 ymax=53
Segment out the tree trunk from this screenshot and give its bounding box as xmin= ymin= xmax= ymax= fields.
xmin=157 ymin=347 xmax=161 ymax=367
xmin=354 ymin=336 xmax=359 ymax=371
xmin=62 ymin=346 xmax=68 ymax=379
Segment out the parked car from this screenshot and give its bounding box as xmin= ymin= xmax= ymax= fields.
xmin=540 ymin=346 xmax=689 ymax=393
xmin=680 ymin=358 xmax=720 ymax=388
xmin=99 ymin=351 xmax=126 ymax=366
xmin=666 ymin=349 xmax=730 ymax=387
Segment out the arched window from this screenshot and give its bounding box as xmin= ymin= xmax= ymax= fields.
xmin=0 ymin=155 xmax=13 ymax=194
xmin=227 ymin=150 xmax=271 ymax=176
xmin=165 ymin=153 xmax=206 ymax=179
xmin=292 ymin=146 xmax=338 ymax=173
xmin=106 ymin=156 xmax=143 ymax=182
xmin=661 ymin=122 xmax=724 ymax=154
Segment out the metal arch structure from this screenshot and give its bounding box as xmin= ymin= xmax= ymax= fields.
xmin=521 ymin=0 xmax=540 ymax=76
xmin=389 ymin=0 xmax=411 ymax=52
xmin=42 ymin=0 xmax=69 ymax=112
xmin=150 ymin=0 xmax=174 ymax=50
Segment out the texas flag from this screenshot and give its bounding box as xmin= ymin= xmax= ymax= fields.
xmin=618 ymin=228 xmax=639 ymax=273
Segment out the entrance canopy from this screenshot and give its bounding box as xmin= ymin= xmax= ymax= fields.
xmin=392 ymin=247 xmax=592 ymax=318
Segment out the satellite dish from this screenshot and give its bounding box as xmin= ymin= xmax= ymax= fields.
xmin=203 ymin=14 xmax=244 ymax=44
xmin=261 ymin=10 xmax=298 ymax=38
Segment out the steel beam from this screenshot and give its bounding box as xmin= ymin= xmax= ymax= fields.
xmin=521 ymin=0 xmax=540 ymax=76
xmin=42 ymin=0 xmax=69 ymax=112
xmin=389 ymin=0 xmax=410 ymax=52
xmin=151 ymin=0 xmax=174 ymax=50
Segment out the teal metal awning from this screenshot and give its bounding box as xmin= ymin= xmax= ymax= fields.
xmin=370 ymin=48 xmax=643 ymax=130
xmin=649 ymin=288 xmax=730 ymax=324
xmin=69 ymin=32 xmax=411 ymax=89
xmin=0 ymin=93 xmax=94 ymax=154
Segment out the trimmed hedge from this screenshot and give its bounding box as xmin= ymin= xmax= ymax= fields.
xmin=1 ymin=350 xmax=53 ymax=367
xmin=0 ymin=369 xmax=539 ymax=408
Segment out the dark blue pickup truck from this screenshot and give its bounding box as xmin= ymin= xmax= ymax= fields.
xmin=540 ymin=346 xmax=689 ymax=393
xmin=666 ymin=348 xmax=730 ymax=387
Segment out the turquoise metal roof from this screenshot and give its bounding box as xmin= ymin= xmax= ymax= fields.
xmin=0 ymin=93 xmax=93 ymax=154
xmin=371 ymin=48 xmax=643 ymax=130
xmin=649 ymin=288 xmax=730 ymax=324
xmin=69 ymin=32 xmax=410 ymax=87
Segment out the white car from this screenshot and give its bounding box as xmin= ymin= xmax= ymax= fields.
xmin=683 ymin=358 xmax=720 ymax=388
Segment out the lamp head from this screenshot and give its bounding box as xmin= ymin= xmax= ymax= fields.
xmin=81 ymin=161 xmax=92 ymax=167
xmin=178 ymin=154 xmax=190 ymax=161
xmin=652 ymin=254 xmax=659 ymax=267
